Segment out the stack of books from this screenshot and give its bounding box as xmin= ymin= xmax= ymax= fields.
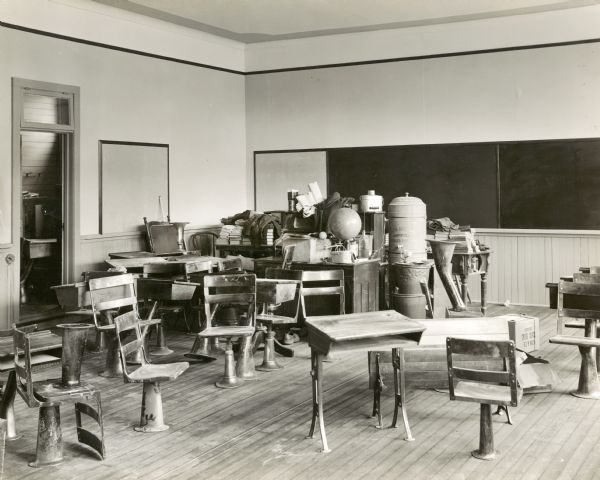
xmin=265 ymin=228 xmax=274 ymax=246
xmin=228 ymin=225 xmax=243 ymax=245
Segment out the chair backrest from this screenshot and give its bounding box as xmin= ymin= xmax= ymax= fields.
xmin=203 ymin=274 xmax=256 ymax=331
xmin=219 ymin=257 xmax=244 ymax=272
xmin=88 ymin=274 xmax=139 ymax=328
xmin=446 ymin=337 xmax=520 ymax=407
xmin=12 ymin=326 xmax=61 ymax=408
xmin=144 ymin=217 xmax=170 ymax=252
xmin=299 ymin=269 xmax=345 ymax=318
xmin=113 ymin=311 xmax=148 ymax=382
xmin=264 ymin=268 xmax=303 ymax=320
xmin=557 ymin=279 xmax=600 ymax=335
xmin=188 ymin=232 xmax=218 ymax=257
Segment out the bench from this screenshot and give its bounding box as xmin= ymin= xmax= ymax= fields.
xmin=368 ymin=314 xmax=539 ymax=438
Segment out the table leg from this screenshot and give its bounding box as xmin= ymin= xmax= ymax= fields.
xmin=315 ymin=352 xmax=329 ymax=453
xmin=372 ymin=353 xmax=383 ymax=429
xmin=460 ymin=274 xmax=469 ymax=305
xmin=0 ymin=371 xmax=21 ymax=440
xmin=390 ymin=347 xmax=414 ymax=441
xmin=573 ymin=319 xmax=600 ymax=399
xmin=481 ymin=273 xmax=488 ymax=316
xmin=307 ymin=350 xmax=318 ymax=439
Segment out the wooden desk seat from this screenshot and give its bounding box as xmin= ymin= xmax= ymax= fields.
xmin=369 ymin=314 xmax=536 ymax=434
xmin=549 ymin=278 xmax=600 ymax=399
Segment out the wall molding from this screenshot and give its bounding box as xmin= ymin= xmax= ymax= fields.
xmin=2 ymin=21 xmax=600 ymax=76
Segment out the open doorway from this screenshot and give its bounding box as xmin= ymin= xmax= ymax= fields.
xmin=12 ymin=79 xmax=80 ymax=323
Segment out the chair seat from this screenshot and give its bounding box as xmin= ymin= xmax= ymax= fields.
xmin=139 ymin=318 xmax=162 ymax=327
xmin=127 ymin=361 xmax=189 ymax=383
xmin=454 ymin=381 xmax=522 ymax=406
xmin=198 ymin=326 xmax=255 ymax=338
xmin=549 ymin=335 xmax=600 ymax=347
xmin=33 ymin=379 xmax=98 ymax=403
xmin=257 ymin=314 xmax=296 ymax=326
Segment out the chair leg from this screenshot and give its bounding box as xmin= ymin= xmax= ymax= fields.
xmin=75 ymin=395 xmax=105 ymax=459
xmin=100 ymin=332 xmax=123 ymax=378
xmin=89 ymin=330 xmax=108 ymax=353
xmin=216 ymin=339 xmax=242 ymax=389
xmin=135 ymin=382 xmax=169 ymax=432
xmin=30 ymin=404 xmax=63 ymax=468
xmin=236 ymin=336 xmax=257 ymax=381
xmin=184 ymin=336 xmax=219 ymax=361
xmin=152 ymin=322 xmax=174 ymax=356
xmin=256 ymin=324 xmax=283 ymax=371
xmin=472 ymin=403 xmax=497 ymax=460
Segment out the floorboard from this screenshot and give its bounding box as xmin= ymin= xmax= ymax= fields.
xmin=4 ymin=303 xmax=600 ymax=480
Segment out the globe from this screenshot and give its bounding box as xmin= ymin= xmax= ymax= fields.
xmin=327 ymin=208 xmax=362 ymax=241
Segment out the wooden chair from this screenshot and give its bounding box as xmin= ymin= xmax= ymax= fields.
xmin=299 ymin=269 xmax=345 ymax=321
xmin=113 ymin=311 xmax=189 ymax=432
xmin=446 ymin=337 xmax=521 ymax=460
xmin=198 ymin=274 xmax=257 ymax=388
xmin=140 ymin=261 xmax=195 ymax=348
xmin=256 ymin=268 xmax=302 ymax=370
xmin=549 ymin=279 xmax=600 ymax=398
xmin=0 ymin=326 xmax=61 ymax=441
xmin=572 ymin=272 xmax=600 ymax=372
xmin=88 ymin=274 xmax=160 ymax=377
xmin=13 ymin=326 xmax=105 ymax=467
xmin=188 ymin=231 xmax=218 ymax=257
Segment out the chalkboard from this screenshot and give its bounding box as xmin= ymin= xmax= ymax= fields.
xmin=499 ymin=140 xmax=600 ymax=229
xmin=100 ymin=141 xmax=169 ymax=234
xmin=327 ymin=144 xmax=498 ymax=228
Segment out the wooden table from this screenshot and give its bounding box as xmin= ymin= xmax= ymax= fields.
xmin=0 ymin=331 xmax=62 ymax=440
xmin=450 ymin=249 xmax=492 ymax=315
xmin=254 ymin=257 xmax=381 ymax=314
xmin=105 ymin=255 xmax=222 ymax=273
xmin=305 ymin=311 xmax=425 ymax=452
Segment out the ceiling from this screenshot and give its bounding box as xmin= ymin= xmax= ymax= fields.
xmin=93 ymin=0 xmax=600 ymax=43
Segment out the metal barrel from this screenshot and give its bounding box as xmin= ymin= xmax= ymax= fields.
xmin=390 ymin=293 xmax=427 ymax=318
xmin=388 ymin=194 xmax=427 ymax=264
xmin=57 ymin=323 xmax=93 ymax=387
xmin=389 ymin=261 xmax=433 ymax=295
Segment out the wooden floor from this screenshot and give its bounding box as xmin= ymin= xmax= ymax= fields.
xmin=4 ymin=304 xmax=600 ymax=480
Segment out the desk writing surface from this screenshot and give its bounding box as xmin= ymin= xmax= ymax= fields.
xmin=0 ymin=331 xmax=62 ymax=357
xmin=105 ymin=255 xmax=221 ymax=271
xmin=306 ymin=310 xmax=425 ymax=354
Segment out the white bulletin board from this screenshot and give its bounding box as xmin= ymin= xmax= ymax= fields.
xmin=99 ymin=141 xmax=169 ymax=234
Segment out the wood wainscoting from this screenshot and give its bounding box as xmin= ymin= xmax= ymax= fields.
xmin=467 ymin=230 xmax=600 ymax=306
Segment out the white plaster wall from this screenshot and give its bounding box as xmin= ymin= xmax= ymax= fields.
xmin=245 ymin=41 xmax=600 ymax=205
xmin=0 ymin=26 xmax=246 ymax=238
xmin=245 ymin=4 xmax=600 ymax=71
xmin=0 ymin=0 xmax=245 ymax=72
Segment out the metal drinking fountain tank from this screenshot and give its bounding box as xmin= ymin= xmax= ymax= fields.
xmin=388 ymin=193 xmax=427 ymax=264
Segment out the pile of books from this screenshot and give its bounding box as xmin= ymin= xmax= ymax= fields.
xmin=219 ymin=225 xmax=243 ymax=244
xmin=433 ymin=230 xmax=480 ymax=253
xmin=265 ymin=227 xmax=274 ymax=246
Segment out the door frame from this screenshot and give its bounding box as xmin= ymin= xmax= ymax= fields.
xmin=11 ymin=78 xmax=81 ymax=323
